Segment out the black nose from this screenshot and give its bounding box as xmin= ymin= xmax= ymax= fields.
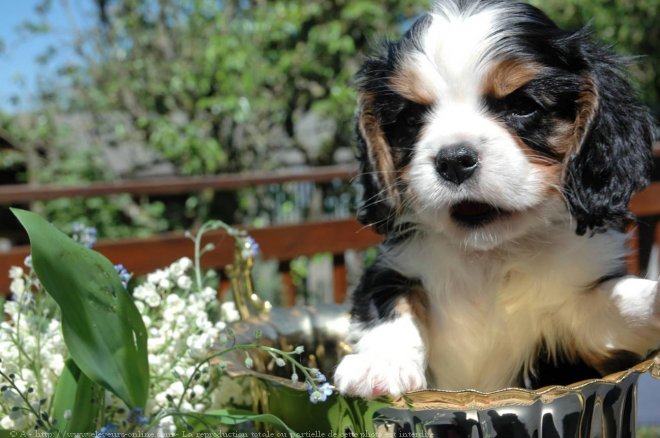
xmin=435 ymin=143 xmax=479 ymax=185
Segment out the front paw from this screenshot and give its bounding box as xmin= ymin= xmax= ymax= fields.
xmin=334 ymin=353 xmax=426 ymax=399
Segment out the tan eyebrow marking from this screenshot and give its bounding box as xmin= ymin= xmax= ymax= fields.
xmin=482 ymin=59 xmax=542 ymax=98
xmin=389 ymin=65 xmax=437 ymax=105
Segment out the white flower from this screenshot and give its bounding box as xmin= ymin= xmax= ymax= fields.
xmin=195 ymin=314 xmax=212 ymax=330
xmin=9 ymin=266 xmax=23 ymax=279
xmin=154 ymin=391 xmax=170 ymax=408
xmin=178 ymin=257 xmax=193 ymax=271
xmin=2 ymin=388 xmax=22 ymax=405
xmin=134 ymin=300 xmax=145 ymax=314
xmin=170 ymin=257 xmax=193 ymax=277
xmin=200 ymin=287 xmax=216 ymax=301
xmin=3 ymin=301 xmax=17 ymax=318
xmin=50 ymin=354 xmax=65 ymax=375
xmin=221 ymin=301 xmax=240 ymax=322
xmin=133 ymin=283 xmax=156 ymax=301
xmin=176 ymin=275 xmax=192 ymax=290
xmin=63 ymin=410 xmax=72 ymax=420
xmin=158 ymin=278 xmax=172 ymax=290
xmin=148 ymin=336 xmax=166 ymax=351
xmin=165 ymin=294 xmax=186 ymax=311
xmin=167 ymin=381 xmax=185 ymax=397
xmin=186 ymin=334 xmax=210 ymax=358
xmin=162 ymin=307 xmax=179 ymax=322
xmin=192 ymin=384 xmax=205 ymax=399
xmin=0 ymin=416 xmax=14 ymax=430
xmin=12 ymin=415 xmax=30 ymax=431
xmin=144 ymin=292 xmax=162 ymax=308
xmin=148 ymin=354 xmax=162 ymax=369
xmin=155 ymin=416 xmax=176 ymax=435
xmin=146 ymin=269 xmax=168 ymax=285
xmin=9 ymin=278 xmax=26 ymax=297
xmin=8 ymin=407 xmax=24 ymax=420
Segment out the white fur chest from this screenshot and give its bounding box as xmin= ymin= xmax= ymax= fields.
xmin=384 ymin=224 xmax=628 ymax=391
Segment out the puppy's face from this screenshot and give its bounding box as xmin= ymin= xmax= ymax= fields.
xmin=356 ymin=0 xmax=653 ymax=249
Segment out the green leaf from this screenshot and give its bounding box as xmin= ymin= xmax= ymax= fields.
xmin=203 ymin=409 xmax=299 ymax=437
xmin=12 ymin=208 xmax=149 ymax=408
xmin=52 ymin=359 xmax=103 ymax=433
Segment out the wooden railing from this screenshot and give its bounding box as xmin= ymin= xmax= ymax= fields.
xmin=0 ymin=218 xmax=381 ymax=304
xmin=1 ymin=145 xmax=659 ymax=302
xmin=0 ymin=165 xmax=356 ymax=203
xmin=0 ymin=164 xmax=369 ymax=303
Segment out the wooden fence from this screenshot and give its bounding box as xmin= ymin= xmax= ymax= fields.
xmin=0 ymin=165 xmax=376 ymax=304
xmin=1 ymin=147 xmax=659 ymax=303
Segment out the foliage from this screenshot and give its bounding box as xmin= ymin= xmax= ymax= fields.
xmin=0 ymin=111 xmax=169 ymax=239
xmin=1 ymin=0 xmax=432 ymax=238
xmin=528 ymin=0 xmax=659 ymax=115
xmin=0 ymin=213 xmax=329 ymax=434
xmin=0 ymin=0 xmax=657 ymax=241
xmin=13 ymin=208 xmax=150 ymax=409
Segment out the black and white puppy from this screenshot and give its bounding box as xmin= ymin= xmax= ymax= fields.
xmin=334 ymin=0 xmax=659 ymax=399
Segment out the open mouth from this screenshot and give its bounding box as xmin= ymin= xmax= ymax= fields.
xmin=450 ymin=201 xmax=511 ymax=227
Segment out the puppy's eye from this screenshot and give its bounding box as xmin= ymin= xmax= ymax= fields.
xmin=382 ymin=100 xmax=430 ymax=154
xmin=399 ymin=102 xmax=428 ymax=127
xmin=501 ymin=93 xmax=539 ymax=119
xmin=405 ymin=114 xmax=421 ymax=126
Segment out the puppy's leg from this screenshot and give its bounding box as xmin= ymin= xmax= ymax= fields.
xmin=334 ymin=263 xmax=428 ymax=399
xmin=568 ymin=276 xmax=659 ymax=373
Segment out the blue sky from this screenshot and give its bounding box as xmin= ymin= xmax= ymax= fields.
xmin=0 ymin=0 xmax=87 ymax=112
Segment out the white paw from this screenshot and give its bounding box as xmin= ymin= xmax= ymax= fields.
xmin=333 ymin=353 xmax=427 ymax=399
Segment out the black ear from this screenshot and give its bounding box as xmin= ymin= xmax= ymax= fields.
xmin=564 ymin=43 xmax=654 ymax=235
xmin=355 ymin=103 xmax=397 ymax=235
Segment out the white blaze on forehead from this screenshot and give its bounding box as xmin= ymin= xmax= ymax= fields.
xmin=402 ymin=9 xmax=502 ymax=103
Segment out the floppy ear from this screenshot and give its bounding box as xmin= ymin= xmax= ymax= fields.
xmin=564 ymin=45 xmax=654 ymax=235
xmin=355 ymin=94 xmax=400 ymax=235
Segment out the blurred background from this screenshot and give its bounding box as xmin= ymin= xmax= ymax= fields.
xmin=0 ymin=0 xmax=658 ymax=428
xmin=0 ymin=0 xmax=657 ymax=239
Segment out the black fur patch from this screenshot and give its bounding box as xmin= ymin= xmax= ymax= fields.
xmin=528 ymin=350 xmax=601 ymax=388
xmin=485 ymin=71 xmax=582 ymax=160
xmin=591 ymin=350 xmax=643 ymax=377
xmin=350 ymin=255 xmax=422 ymax=326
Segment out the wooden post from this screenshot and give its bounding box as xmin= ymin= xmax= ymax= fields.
xmin=279 ymin=260 xmax=296 ymax=307
xmin=333 ymin=253 xmax=348 ymax=304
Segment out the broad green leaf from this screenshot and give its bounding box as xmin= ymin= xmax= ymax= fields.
xmin=12 ymin=208 xmax=149 ymax=408
xmin=52 ymin=359 xmax=102 ymax=433
xmin=204 ymin=409 xmax=299 ymax=437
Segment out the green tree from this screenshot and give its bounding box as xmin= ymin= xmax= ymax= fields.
xmin=529 ymin=0 xmax=659 ymax=116
xmin=1 ymin=0 xmax=431 ymax=237
xmin=34 ymin=0 xmax=431 ymax=174
xmin=1 ymin=0 xmax=656 ymax=239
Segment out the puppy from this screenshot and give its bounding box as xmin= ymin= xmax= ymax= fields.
xmin=334 ymin=0 xmax=659 ymax=399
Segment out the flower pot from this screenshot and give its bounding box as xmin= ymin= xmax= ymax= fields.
xmin=224 ymin=304 xmax=659 ymax=437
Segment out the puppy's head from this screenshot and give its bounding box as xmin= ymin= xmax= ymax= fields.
xmin=356 ymin=0 xmax=654 ymax=249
